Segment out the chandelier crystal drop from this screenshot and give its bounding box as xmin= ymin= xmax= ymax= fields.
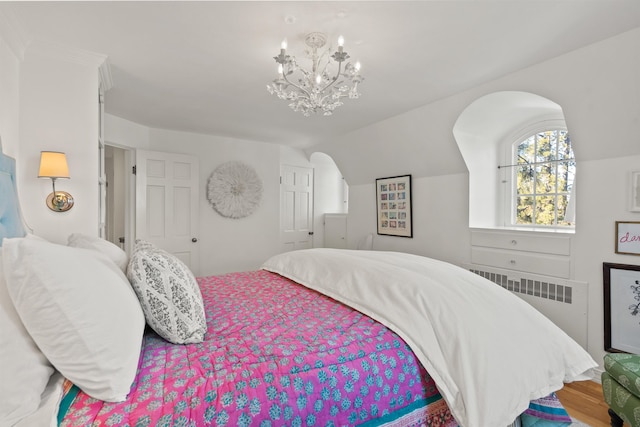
xmin=266 ymin=32 xmax=364 ymax=116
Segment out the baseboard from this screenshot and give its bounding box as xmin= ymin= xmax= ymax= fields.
xmin=589 ymin=368 xmax=604 ymax=384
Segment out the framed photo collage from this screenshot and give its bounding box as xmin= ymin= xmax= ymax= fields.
xmin=375 ymin=174 xmax=412 ymax=238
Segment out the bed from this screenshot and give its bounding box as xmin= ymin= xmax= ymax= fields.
xmin=0 ymin=144 xmax=597 ymax=427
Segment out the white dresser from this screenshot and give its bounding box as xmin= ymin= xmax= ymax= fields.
xmin=470 ymin=229 xmax=572 ymax=278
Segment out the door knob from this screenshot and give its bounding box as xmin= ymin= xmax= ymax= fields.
xmin=192 ymin=238 xmax=198 ymax=243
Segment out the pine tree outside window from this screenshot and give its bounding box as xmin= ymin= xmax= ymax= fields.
xmin=513 ymin=130 xmax=575 ymax=227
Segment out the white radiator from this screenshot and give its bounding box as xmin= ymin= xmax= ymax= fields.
xmin=463 ymin=264 xmax=589 ymax=349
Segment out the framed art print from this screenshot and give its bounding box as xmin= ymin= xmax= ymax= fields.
xmin=604 ymin=262 xmax=640 ymax=353
xmin=615 ymin=221 xmax=640 ymax=256
xmin=376 ymin=174 xmax=412 ymax=238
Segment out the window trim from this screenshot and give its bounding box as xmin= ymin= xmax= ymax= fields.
xmin=500 ymin=119 xmax=575 ymax=231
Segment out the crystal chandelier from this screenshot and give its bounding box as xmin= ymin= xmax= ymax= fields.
xmin=266 ymin=32 xmax=364 ymax=116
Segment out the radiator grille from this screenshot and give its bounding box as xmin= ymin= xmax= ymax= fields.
xmin=469 ymin=268 xmax=572 ymax=304
xmin=464 ymin=263 xmax=588 ymax=348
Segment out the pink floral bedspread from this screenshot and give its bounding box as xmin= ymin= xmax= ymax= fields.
xmin=60 ymin=270 xmax=455 ymax=426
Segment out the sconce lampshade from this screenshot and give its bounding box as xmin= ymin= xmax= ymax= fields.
xmin=38 ymin=151 xmax=70 ymax=179
xmin=38 ymin=151 xmax=73 ymax=212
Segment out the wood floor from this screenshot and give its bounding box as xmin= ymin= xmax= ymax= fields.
xmin=556 ymin=380 xmax=611 ymax=427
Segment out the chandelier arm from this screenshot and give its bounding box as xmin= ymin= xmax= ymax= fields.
xmin=280 ymin=67 xmax=312 ymax=99
xmin=317 ymin=84 xmax=348 ymax=105
xmin=315 ymin=58 xmax=357 ymax=106
xmin=318 ymin=60 xmax=345 ymax=93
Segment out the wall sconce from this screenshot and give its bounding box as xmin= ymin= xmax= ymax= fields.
xmin=38 ymin=151 xmax=74 ymax=212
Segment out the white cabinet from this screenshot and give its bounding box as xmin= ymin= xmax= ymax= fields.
xmin=324 ymin=213 xmax=347 ymax=249
xmin=470 ymin=229 xmax=572 ymax=278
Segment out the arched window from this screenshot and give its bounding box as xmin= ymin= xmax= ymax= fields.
xmin=454 ymin=91 xmax=576 ymax=231
xmin=511 ymin=129 xmax=575 ymax=227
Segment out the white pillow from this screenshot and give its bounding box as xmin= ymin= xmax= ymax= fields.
xmin=2 ymin=237 xmax=145 ymax=402
xmin=25 ymin=233 xmax=48 ymax=242
xmin=0 ymin=253 xmax=54 ymax=426
xmin=127 ymin=245 xmax=206 ymax=344
xmin=68 ymin=233 xmax=128 ymax=273
xmin=133 ymin=238 xmax=157 ymax=252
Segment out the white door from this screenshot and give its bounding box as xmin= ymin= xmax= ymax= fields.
xmin=280 ymin=165 xmax=314 ymax=251
xmin=135 ymin=150 xmax=200 ymax=274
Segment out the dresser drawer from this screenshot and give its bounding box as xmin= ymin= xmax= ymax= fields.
xmin=471 ymin=247 xmax=571 ymax=278
xmin=471 ymin=230 xmax=571 ymax=255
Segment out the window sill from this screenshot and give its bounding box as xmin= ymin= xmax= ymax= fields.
xmin=470 ymin=226 xmax=575 ymax=235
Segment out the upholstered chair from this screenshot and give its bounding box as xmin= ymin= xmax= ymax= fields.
xmin=602 ymin=353 xmax=640 ymax=427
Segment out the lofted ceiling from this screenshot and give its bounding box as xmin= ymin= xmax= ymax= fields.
xmin=4 ymin=1 xmax=640 ymax=148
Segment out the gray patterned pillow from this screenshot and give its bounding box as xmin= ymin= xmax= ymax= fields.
xmin=126 ymin=244 xmax=206 ymax=344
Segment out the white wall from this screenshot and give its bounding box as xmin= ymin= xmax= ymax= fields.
xmin=347 ymin=173 xmax=471 ymax=266
xmin=0 ymin=35 xmax=20 ymax=159
xmin=309 ymin=94 xmax=469 ymax=186
xmin=574 ymin=154 xmax=640 ymax=368
xmin=312 ymin=28 xmax=640 ymax=368
xmin=310 ymin=152 xmax=347 ymax=248
xmin=280 ymin=145 xmax=313 ymax=169
xmin=17 ymin=45 xmax=100 ymax=243
xmin=104 ymin=113 xmax=150 ymax=149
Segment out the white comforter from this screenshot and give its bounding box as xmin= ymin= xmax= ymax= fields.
xmin=262 ymin=249 xmax=597 ymax=427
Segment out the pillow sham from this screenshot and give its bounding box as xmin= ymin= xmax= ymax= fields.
xmin=0 ymin=253 xmax=54 ymax=426
xmin=127 ymin=244 xmax=206 ymax=344
xmin=68 ymin=232 xmax=128 ymax=273
xmin=2 ymin=237 xmax=145 ymax=402
xmin=133 ymin=238 xmax=156 ymax=251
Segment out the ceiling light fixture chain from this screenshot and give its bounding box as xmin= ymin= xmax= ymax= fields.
xmin=267 ymin=32 xmax=364 ymax=116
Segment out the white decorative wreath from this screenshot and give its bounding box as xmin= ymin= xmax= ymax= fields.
xmin=206 ymin=161 xmax=263 ymax=219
